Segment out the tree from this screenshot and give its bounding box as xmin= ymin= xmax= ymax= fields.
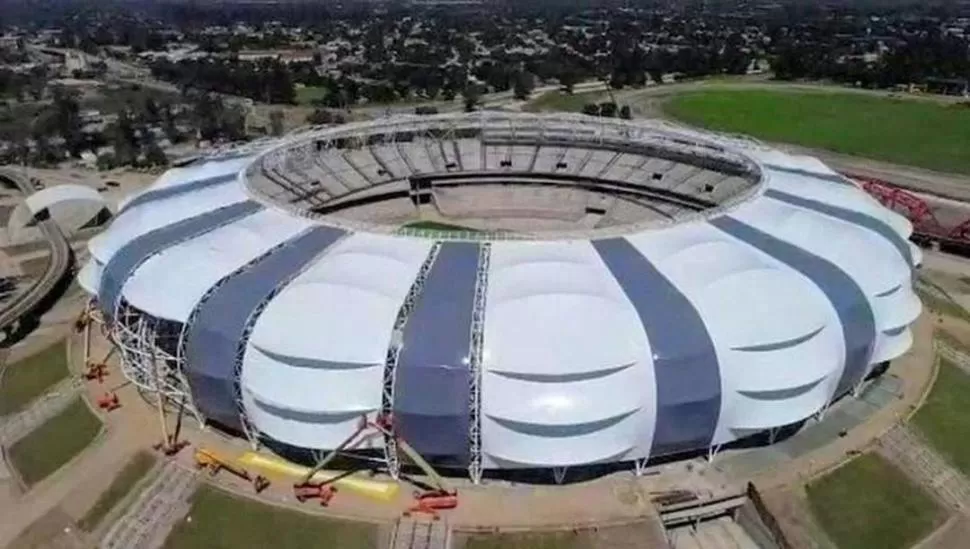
xmin=144 ymin=141 xmax=168 ymax=167
xmin=559 ymin=69 xmax=579 ymax=94
xmin=462 ymin=83 xmax=482 ymax=112
xmin=581 ymin=103 xmax=600 ymax=116
xmin=269 ymin=110 xmax=285 ymax=136
xmin=513 ymin=71 xmax=535 ymax=101
xmin=96 ymin=152 xmax=116 ymax=171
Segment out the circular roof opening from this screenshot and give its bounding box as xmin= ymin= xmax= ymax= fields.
xmin=244 ymin=112 xmax=763 ymax=240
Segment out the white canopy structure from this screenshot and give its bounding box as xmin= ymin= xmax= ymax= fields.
xmin=9 ymin=184 xmax=110 ymax=242
xmin=79 ymin=112 xmax=921 ymax=483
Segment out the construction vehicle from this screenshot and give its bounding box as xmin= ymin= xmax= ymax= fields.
xmin=83 ymin=362 xmax=108 ymax=384
xmin=194 ymin=449 xmax=270 ymax=493
xmin=296 ymin=413 xmax=458 ymax=518
xmin=405 ymin=492 xmax=458 ymax=519
xmin=97 ymin=392 xmax=121 ymax=411
xmin=293 ymin=483 xmax=337 ymax=506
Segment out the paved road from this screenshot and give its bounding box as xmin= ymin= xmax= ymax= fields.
xmin=0 ymin=168 xmax=72 ymax=337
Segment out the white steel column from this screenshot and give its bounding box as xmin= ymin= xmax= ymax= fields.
xmin=467 ymin=243 xmax=491 ymax=485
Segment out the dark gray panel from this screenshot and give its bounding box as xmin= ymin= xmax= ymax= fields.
xmin=765 ymin=188 xmax=913 ymax=267
xmin=98 ymin=201 xmax=261 ymax=319
xmin=488 ymin=411 xmax=637 ymax=438
xmin=711 ymin=216 xmax=876 ymax=397
xmin=592 ymin=238 xmax=721 ymax=458
xmin=183 ymin=226 xmax=345 ymax=431
xmin=394 ymin=242 xmax=479 ymax=463
xmin=764 ymin=164 xmax=853 ymax=186
xmin=119 ymin=173 xmax=238 ymax=214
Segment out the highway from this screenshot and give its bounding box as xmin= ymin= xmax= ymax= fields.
xmin=0 ymin=169 xmax=72 ymax=337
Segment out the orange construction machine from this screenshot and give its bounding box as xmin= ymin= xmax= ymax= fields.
xmin=194 ymin=449 xmax=270 ymax=493
xmin=293 ymin=483 xmax=338 ymax=506
xmin=97 ymin=392 xmax=121 ymax=411
xmin=83 ymin=362 xmax=108 ymax=384
xmin=296 ymin=413 xmax=459 ymax=518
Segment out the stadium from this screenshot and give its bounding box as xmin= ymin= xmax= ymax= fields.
xmin=76 ymin=111 xmax=921 ymax=484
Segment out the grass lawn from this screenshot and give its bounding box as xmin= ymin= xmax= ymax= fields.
xmin=523 ymin=90 xmax=603 ymax=112
xmin=295 ymin=86 xmax=329 ymax=105
xmin=912 ymin=358 xmax=970 ymax=476
xmin=664 ymin=90 xmax=970 ymax=175
xmin=464 ymin=531 xmax=591 ymax=549
xmin=806 ymin=452 xmax=944 ymax=549
xmin=78 ymin=451 xmax=157 ymax=531
xmin=0 ymin=341 xmax=69 ymax=417
xmin=8 ymin=398 xmax=102 ymax=486
xmin=163 ymin=485 xmax=376 ymax=549
xmin=402 ymin=220 xmax=478 ymax=233
xmin=915 ymin=286 xmax=970 ymax=323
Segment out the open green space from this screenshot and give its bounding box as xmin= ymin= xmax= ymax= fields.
xmin=0 ymin=341 xmax=70 ymax=417
xmin=464 ymin=531 xmax=590 ymax=549
xmin=402 ymin=220 xmax=478 ymax=233
xmin=295 ymin=86 xmax=329 ymax=105
xmin=162 ymin=485 xmax=376 ymax=549
xmin=806 ymin=452 xmax=944 ymax=549
xmin=78 ymin=451 xmax=157 ymax=531
xmin=8 ymin=398 xmax=102 ymax=486
xmin=664 ymin=90 xmax=970 ymax=175
xmin=912 ymin=358 xmax=970 ymax=476
xmin=523 ymin=90 xmax=603 ymax=113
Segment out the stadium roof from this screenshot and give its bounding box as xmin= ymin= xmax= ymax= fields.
xmin=78 ymin=113 xmax=921 ymax=475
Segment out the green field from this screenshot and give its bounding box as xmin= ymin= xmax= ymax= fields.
xmin=78 ymin=451 xmax=157 ymax=531
xmin=915 ymin=286 xmax=970 ymax=322
xmin=464 ymin=531 xmax=590 ymax=549
xmin=402 ymin=220 xmax=478 ymax=233
xmin=295 ymin=86 xmax=329 ymax=105
xmin=0 ymin=341 xmax=70 ymax=417
xmin=163 ymin=485 xmax=376 ymax=549
xmin=523 ymin=90 xmax=604 ymax=113
xmin=913 ymin=358 xmax=970 ymax=476
xmin=664 ymin=90 xmax=970 ymax=175
xmin=806 ymin=452 xmax=944 ymax=549
xmin=8 ymin=398 xmax=102 ymax=486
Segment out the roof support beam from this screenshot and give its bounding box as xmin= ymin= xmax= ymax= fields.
xmin=468 ymin=242 xmax=491 ymax=485
xmin=381 ymin=243 xmax=442 ymax=479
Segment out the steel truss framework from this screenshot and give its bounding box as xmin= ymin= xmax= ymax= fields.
xmin=467 ymin=242 xmax=491 ymax=484
xmin=381 ymin=243 xmax=442 ymax=479
xmin=109 ymin=299 xmax=204 ymax=427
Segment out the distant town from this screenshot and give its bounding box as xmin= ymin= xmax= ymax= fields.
xmin=0 ymin=0 xmax=968 ymax=171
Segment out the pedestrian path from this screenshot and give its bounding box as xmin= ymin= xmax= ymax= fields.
xmin=389 ymin=517 xmax=450 ymax=549
xmin=878 ymin=425 xmax=970 ymax=514
xmin=100 ymin=460 xmax=198 ymax=549
xmin=0 ymin=376 xmax=83 ymax=446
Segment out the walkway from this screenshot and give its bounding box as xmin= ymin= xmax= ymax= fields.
xmin=0 ymin=377 xmax=83 ymax=446
xmin=99 ymin=459 xmax=198 ymax=549
xmin=388 ymin=518 xmax=450 ymax=549
xmin=878 ymin=425 xmax=970 ymax=513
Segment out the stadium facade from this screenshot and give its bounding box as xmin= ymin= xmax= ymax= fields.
xmin=77 ymin=112 xmax=921 ymax=483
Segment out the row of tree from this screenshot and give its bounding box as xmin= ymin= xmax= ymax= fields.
xmin=149 ymin=58 xmax=296 ymax=104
